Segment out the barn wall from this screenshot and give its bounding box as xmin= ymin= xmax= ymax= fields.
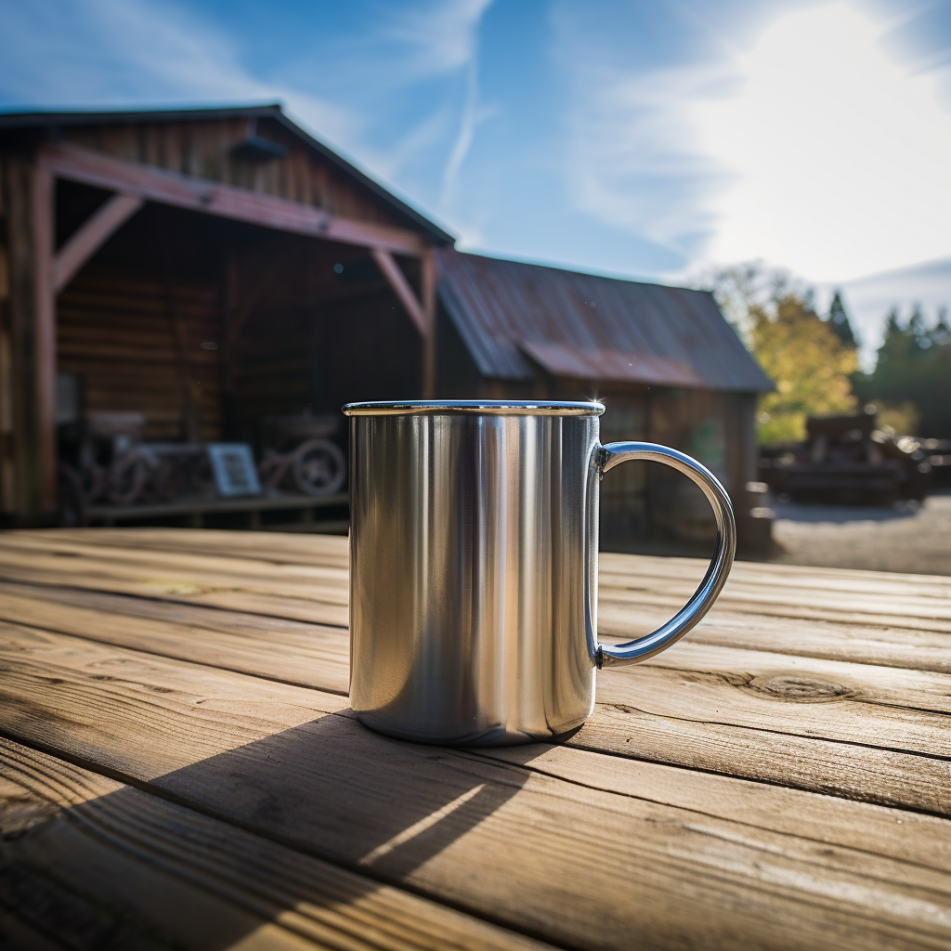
xmin=62 ymin=118 xmax=408 ymax=230
xmin=597 ymin=390 xmax=651 ymax=542
xmin=230 ymin=303 xmax=313 ymax=443
xmin=320 ymin=289 xmax=424 ymax=411
xmin=479 ymin=374 xmax=756 ymax=547
xmin=435 ymin=304 xmax=484 ymax=399
xmin=57 ymin=264 xmax=222 ymax=441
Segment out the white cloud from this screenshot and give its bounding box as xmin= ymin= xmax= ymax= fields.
xmin=697 ymin=3 xmax=951 ymax=282
xmin=380 ymin=0 xmax=493 ymax=77
xmin=0 ymin=0 xmax=358 ymax=147
xmin=559 ymin=2 xmax=951 ymax=284
xmin=562 ymin=59 xmax=727 ymax=261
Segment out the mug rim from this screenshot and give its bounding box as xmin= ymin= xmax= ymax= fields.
xmin=342 ymin=400 xmax=606 ymax=417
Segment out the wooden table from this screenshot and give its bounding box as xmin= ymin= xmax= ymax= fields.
xmin=0 ymin=528 xmax=948 ymax=950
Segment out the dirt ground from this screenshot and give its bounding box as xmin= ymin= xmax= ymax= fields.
xmin=764 ymin=490 xmax=951 ymax=576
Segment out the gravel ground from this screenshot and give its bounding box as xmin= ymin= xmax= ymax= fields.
xmin=766 ymin=490 xmax=951 ymax=576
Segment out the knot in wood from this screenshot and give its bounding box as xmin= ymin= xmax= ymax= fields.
xmin=749 ymin=675 xmax=853 ymax=703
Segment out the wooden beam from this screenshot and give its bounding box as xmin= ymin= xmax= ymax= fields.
xmin=421 ymin=247 xmax=437 ymax=399
xmin=32 ymin=163 xmax=57 ymax=512
xmin=371 ymin=248 xmax=427 ymax=337
xmin=39 ymin=143 xmax=427 ymax=257
xmin=53 ymin=193 xmax=143 ymax=292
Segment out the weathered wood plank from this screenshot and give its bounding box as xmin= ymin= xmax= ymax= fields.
xmin=603 ymin=609 xmax=951 ymax=673
xmin=629 ymin=640 xmax=951 ymax=714
xmin=480 ymin=743 xmax=951 ymax=874
xmin=600 ymin=551 xmax=951 ymax=599
xmin=0 ymin=581 xmax=350 ymax=693
xmin=4 ymin=532 xmax=951 ymax=637
xmin=0 ymin=737 xmax=552 ymax=951
xmin=0 ymin=539 xmax=349 ymax=626
xmin=1 ymin=573 xmax=948 ymax=817
xmin=25 ymin=530 xmax=951 ymax=602
xmin=8 ymin=530 xmax=951 ymax=635
xmin=3 ymin=577 xmax=949 ymax=734
xmin=2 ymin=627 xmax=951 ymax=950
xmin=5 ymin=567 xmax=949 ymax=680
xmin=40 ymin=143 xmax=428 ymax=256
xmin=571 ymin=699 xmax=950 ymax=814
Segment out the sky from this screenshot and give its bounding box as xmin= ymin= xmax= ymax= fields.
xmin=1 ymin=0 xmax=950 ymax=362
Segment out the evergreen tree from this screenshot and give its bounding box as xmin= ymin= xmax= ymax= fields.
xmin=826 ymin=290 xmax=858 ymax=348
xmin=853 ymin=307 xmax=951 ymax=437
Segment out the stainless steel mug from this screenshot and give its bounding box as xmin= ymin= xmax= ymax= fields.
xmin=343 ymin=400 xmax=736 ymax=745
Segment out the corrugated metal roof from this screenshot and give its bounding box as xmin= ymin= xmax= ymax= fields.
xmin=437 ymin=249 xmax=774 ymax=393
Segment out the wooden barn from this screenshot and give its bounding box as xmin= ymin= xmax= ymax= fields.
xmin=435 ymin=249 xmax=774 ymax=548
xmin=0 ymin=104 xmax=773 ymax=546
xmin=0 ymin=105 xmax=451 ymax=528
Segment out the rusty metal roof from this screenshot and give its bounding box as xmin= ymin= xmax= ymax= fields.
xmin=437 ymin=249 xmax=774 ymax=392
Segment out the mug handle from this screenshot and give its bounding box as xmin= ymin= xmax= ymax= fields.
xmin=597 ymin=442 xmax=737 ymax=668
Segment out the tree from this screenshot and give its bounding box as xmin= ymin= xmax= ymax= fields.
xmin=826 ymin=290 xmax=858 ymax=349
xmin=751 ymin=294 xmax=858 ymax=443
xmin=853 ymin=306 xmax=951 ymax=437
xmin=696 ymin=263 xmax=859 ymax=444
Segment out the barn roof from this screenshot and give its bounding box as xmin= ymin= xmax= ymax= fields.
xmin=0 ymin=103 xmax=454 ymax=244
xmin=437 ymin=248 xmax=774 ymax=393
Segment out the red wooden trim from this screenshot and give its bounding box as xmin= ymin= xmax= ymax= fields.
xmin=53 ymin=193 xmax=143 ymax=292
xmin=371 ymin=248 xmax=428 ymax=337
xmin=32 ymin=163 xmax=57 ymax=510
xmin=39 ymin=143 xmax=427 ymax=256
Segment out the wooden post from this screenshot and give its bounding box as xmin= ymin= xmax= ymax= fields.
xmin=3 ymin=156 xmax=58 ymax=519
xmin=421 ymin=247 xmax=437 ymax=399
xmin=32 ymin=163 xmax=57 ymax=512
xmin=371 ymin=246 xmax=436 ymax=398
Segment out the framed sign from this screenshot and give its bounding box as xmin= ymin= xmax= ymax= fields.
xmin=207 ymin=444 xmax=262 ymax=498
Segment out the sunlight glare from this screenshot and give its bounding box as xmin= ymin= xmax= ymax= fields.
xmin=697 ymin=3 xmax=951 ymax=282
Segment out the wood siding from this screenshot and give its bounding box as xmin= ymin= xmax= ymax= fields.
xmin=58 ymin=265 xmax=222 ymax=441
xmin=63 ymin=119 xmax=407 ymax=231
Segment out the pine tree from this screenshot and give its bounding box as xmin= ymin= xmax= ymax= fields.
xmin=826 ymin=290 xmax=858 ymax=348
xmin=855 ymin=307 xmax=951 ymax=437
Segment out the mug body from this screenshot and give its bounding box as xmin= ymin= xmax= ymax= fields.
xmin=346 ymin=401 xmax=603 ymax=745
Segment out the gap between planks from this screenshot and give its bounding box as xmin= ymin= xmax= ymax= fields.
xmin=3 ymin=575 xmax=951 ymax=677
xmin=1 ymin=628 xmax=951 ymax=951
xmin=2 ymin=533 xmax=951 ymax=635
xmin=0 ymin=581 xmax=949 ymax=814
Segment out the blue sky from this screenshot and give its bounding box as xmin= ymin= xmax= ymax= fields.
xmin=2 ymin=0 xmax=950 ymax=359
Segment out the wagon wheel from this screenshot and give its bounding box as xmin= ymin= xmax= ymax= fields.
xmin=291 ymin=438 xmax=346 ymax=496
xmin=108 ymin=451 xmax=150 ymax=506
xmin=258 ymin=451 xmax=290 ymax=493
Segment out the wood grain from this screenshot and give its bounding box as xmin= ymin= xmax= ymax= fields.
xmin=27 ymin=529 xmax=951 ymax=600
xmin=4 ymin=572 xmax=950 ymax=684
xmin=0 ymin=573 xmax=947 ymax=812
xmin=40 ymin=142 xmax=428 ymax=256
xmin=6 ymin=530 xmax=951 ymax=637
xmin=0 ymin=580 xmax=351 ymax=693
xmin=3 ymin=529 xmax=951 ymax=949
xmin=1 ymin=577 xmax=946 ymax=747
xmin=2 ymin=626 xmax=951 ymax=949
xmin=0 ymin=737 xmax=551 ymax=951
xmin=0 ymin=535 xmax=349 ymax=626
